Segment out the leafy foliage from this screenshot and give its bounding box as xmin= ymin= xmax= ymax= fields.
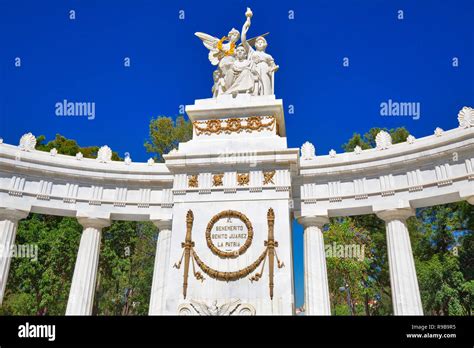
xmin=36 ymin=134 xmax=121 ymax=160
xmin=144 ymin=115 xmax=193 ymax=162
xmin=325 ymin=219 xmax=374 ymax=315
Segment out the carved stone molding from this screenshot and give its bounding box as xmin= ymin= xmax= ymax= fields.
xmin=178 ymin=299 xmax=256 ymax=316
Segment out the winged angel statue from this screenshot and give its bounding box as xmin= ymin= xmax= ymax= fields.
xmin=195 ymin=8 xmax=279 ymax=97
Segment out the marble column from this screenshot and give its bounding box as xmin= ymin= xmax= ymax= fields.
xmin=66 ymin=217 xmax=110 ymax=315
xmin=148 ymin=220 xmax=172 ymax=315
xmin=0 ymin=208 xmax=29 ymax=305
xmin=467 ymin=196 xmax=474 ymax=205
xmin=298 ymin=216 xmax=331 ymax=315
xmin=377 ymin=208 xmax=423 ymax=315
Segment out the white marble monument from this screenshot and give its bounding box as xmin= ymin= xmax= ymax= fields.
xmin=0 ymin=8 xmax=473 ymax=316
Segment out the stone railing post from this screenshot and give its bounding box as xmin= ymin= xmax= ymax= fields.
xmin=297 ymin=216 xmax=331 ymax=315
xmin=376 ymin=208 xmax=423 ymax=315
xmin=66 ymin=217 xmax=110 ymax=315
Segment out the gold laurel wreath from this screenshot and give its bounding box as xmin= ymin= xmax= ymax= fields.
xmin=216 ymin=36 xmax=235 ymax=56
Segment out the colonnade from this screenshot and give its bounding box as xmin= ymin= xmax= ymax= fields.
xmin=3 ymin=202 xmax=472 ymax=315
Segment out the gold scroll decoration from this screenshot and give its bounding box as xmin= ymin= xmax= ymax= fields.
xmin=188 ymin=175 xmax=198 ymax=188
xmin=263 ymin=170 xmax=275 ymax=185
xmin=205 ymin=210 xmax=254 ymax=258
xmin=174 ymin=208 xmax=284 ymax=299
xmin=237 ymin=173 xmax=249 ymax=186
xmin=212 ymin=174 xmax=224 ymax=187
xmin=193 ymin=116 xmax=275 ymax=136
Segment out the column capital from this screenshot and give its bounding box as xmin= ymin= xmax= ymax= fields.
xmin=376 ymin=208 xmax=415 ymax=223
xmin=297 ymin=215 xmax=329 ymax=229
xmin=77 ymin=217 xmax=111 ymax=230
xmin=0 ymin=208 xmax=29 ymax=222
xmin=151 ymin=219 xmax=172 ymax=231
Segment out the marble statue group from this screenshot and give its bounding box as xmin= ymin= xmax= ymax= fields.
xmin=195 ymin=8 xmax=279 ymax=97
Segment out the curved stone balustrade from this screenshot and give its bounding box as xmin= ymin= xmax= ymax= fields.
xmin=0 ymin=142 xmax=174 ymax=222
xmin=297 ymin=126 xmax=474 ymax=217
xmin=1 ymin=106 xmax=473 ymax=316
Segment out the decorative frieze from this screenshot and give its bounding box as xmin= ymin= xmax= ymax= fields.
xmin=328 ymin=181 xmax=342 ymax=202
xmin=188 ymin=175 xmax=198 ymax=188
xmin=198 ymin=173 xmax=212 ymax=194
xmin=161 ymin=189 xmax=173 ymax=208
xmin=8 ymin=176 xmax=25 ymax=197
xmin=37 ymin=180 xmax=53 ymax=200
xmin=138 ymin=188 xmax=151 ymax=208
xmin=466 ymin=158 xmax=474 ymax=180
xmin=89 ymin=186 xmax=103 ymax=206
xmin=193 ymin=116 xmax=275 ymax=136
xmin=64 ymin=183 xmax=79 ymax=203
xmin=435 ymin=164 xmax=452 ymax=186
xmin=354 ymin=178 xmax=368 ymax=200
xmin=380 ymin=174 xmax=395 ymax=196
xmin=113 ymin=188 xmax=128 ymax=207
xmin=407 ymin=170 xmax=423 ymax=192
xmin=263 ymin=171 xmax=275 ymax=185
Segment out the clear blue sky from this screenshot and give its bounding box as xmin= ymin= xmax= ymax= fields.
xmin=1 ymin=0 xmax=473 ymax=308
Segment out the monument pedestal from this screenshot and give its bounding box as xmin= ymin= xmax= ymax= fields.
xmin=161 ymin=95 xmax=297 ymax=315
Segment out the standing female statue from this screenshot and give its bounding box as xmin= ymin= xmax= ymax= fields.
xmin=240 ymin=8 xmax=279 ymax=96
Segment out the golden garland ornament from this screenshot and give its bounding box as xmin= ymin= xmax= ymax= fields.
xmin=174 ymin=208 xmax=284 ymax=299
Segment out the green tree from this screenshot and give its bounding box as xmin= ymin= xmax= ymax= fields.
xmin=93 ymin=221 xmax=157 ymax=315
xmin=36 ymin=134 xmax=121 ymax=160
xmin=325 ymin=219 xmax=374 ymax=315
xmin=144 ymin=115 xmax=193 ymax=162
xmin=0 ymin=215 xmax=82 ymax=315
xmin=342 ymin=127 xmax=409 ymax=152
